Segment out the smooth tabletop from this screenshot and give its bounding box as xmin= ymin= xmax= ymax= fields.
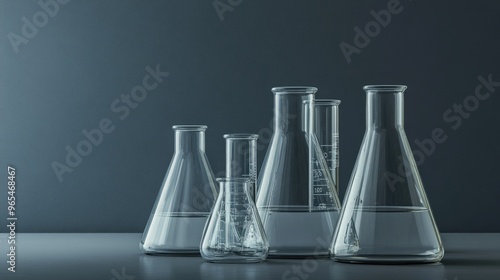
xmin=1 ymin=233 xmax=499 ymax=280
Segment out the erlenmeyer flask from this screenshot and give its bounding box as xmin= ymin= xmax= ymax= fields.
xmin=141 ymin=125 xmax=218 ymax=254
xmin=200 ymin=178 xmax=269 ymax=263
xmin=314 ymin=99 xmax=341 ymax=194
xmin=330 ymin=85 xmax=444 ymax=264
xmin=257 ymin=87 xmax=342 ymax=257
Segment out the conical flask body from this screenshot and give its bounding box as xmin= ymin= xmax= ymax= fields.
xmin=331 ymin=86 xmax=444 ymax=263
xmin=141 ymin=125 xmax=217 ymax=254
xmin=200 ymin=178 xmax=268 ymax=263
xmin=257 ymin=87 xmax=341 ymax=257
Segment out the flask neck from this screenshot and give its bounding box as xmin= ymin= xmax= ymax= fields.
xmin=218 ymin=178 xmax=251 ymax=199
xmin=175 ymin=130 xmax=205 ymax=153
xmin=365 ymin=89 xmax=405 ymax=129
xmin=223 ymin=182 xmax=247 ymax=196
xmin=224 ymin=135 xmax=258 ymax=179
xmin=274 ymin=93 xmax=314 ymax=133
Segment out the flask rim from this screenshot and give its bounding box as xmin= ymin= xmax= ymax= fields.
xmin=315 ymin=99 xmax=341 ymax=106
xmin=172 ymin=125 xmax=207 ymax=131
xmin=216 ymin=177 xmax=252 ymax=183
xmin=363 ymin=85 xmax=407 ymax=92
xmin=272 ymin=86 xmax=318 ymax=95
xmin=223 ymin=133 xmax=259 ymax=140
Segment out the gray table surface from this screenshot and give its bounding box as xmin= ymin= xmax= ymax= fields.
xmin=0 ymin=233 xmax=499 ymax=280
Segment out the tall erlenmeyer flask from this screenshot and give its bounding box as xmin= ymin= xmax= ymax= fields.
xmin=257 ymin=87 xmax=342 ymax=257
xmin=330 ymin=85 xmax=444 ymax=263
xmin=141 ymin=125 xmax=218 ymax=254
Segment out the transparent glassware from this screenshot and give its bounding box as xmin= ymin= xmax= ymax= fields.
xmin=330 ymin=85 xmax=444 ymax=264
xmin=224 ymin=134 xmax=259 ymax=200
xmin=200 ymin=178 xmax=269 ymax=263
xmin=314 ymin=99 xmax=341 ymax=194
xmin=141 ymin=125 xmax=218 ymax=255
xmin=257 ymin=86 xmax=342 ymax=257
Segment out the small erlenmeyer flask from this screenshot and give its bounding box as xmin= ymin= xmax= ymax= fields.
xmin=314 ymin=99 xmax=341 ymax=194
xmin=200 ymin=178 xmax=269 ymax=263
xmin=141 ymin=125 xmax=218 ymax=254
xmin=330 ymin=85 xmax=444 ymax=264
xmin=224 ymin=134 xmax=259 ymax=200
xmin=257 ymin=87 xmax=342 ymax=257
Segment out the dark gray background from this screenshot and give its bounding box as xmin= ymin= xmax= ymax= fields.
xmin=0 ymin=0 xmax=498 ymax=233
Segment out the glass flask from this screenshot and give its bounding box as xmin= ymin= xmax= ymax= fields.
xmin=330 ymin=85 xmax=444 ymax=264
xmin=257 ymin=86 xmax=342 ymax=257
xmin=224 ymin=134 xmax=259 ymax=200
xmin=141 ymin=125 xmax=218 ymax=254
xmin=314 ymin=99 xmax=341 ymax=194
xmin=200 ymin=178 xmax=269 ymax=263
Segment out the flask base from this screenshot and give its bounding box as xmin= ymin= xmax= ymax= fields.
xmin=204 ymin=258 xmax=266 ymax=264
xmin=332 ymin=253 xmax=443 ymax=264
xmin=140 ymin=242 xmax=201 ymax=255
xmin=201 ymin=248 xmax=268 ymax=263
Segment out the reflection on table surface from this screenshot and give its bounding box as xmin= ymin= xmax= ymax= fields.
xmin=0 ymin=233 xmax=498 ymax=280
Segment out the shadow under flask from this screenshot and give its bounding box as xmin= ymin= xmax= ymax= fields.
xmin=330 ymin=85 xmax=444 ymax=264
xmin=257 ymin=87 xmax=342 ymax=257
xmin=141 ymin=125 xmax=218 ymax=254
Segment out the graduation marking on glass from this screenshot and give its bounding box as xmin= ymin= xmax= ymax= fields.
xmin=224 ymin=134 xmax=259 ymax=200
xmin=314 ymin=99 xmax=341 ymax=194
